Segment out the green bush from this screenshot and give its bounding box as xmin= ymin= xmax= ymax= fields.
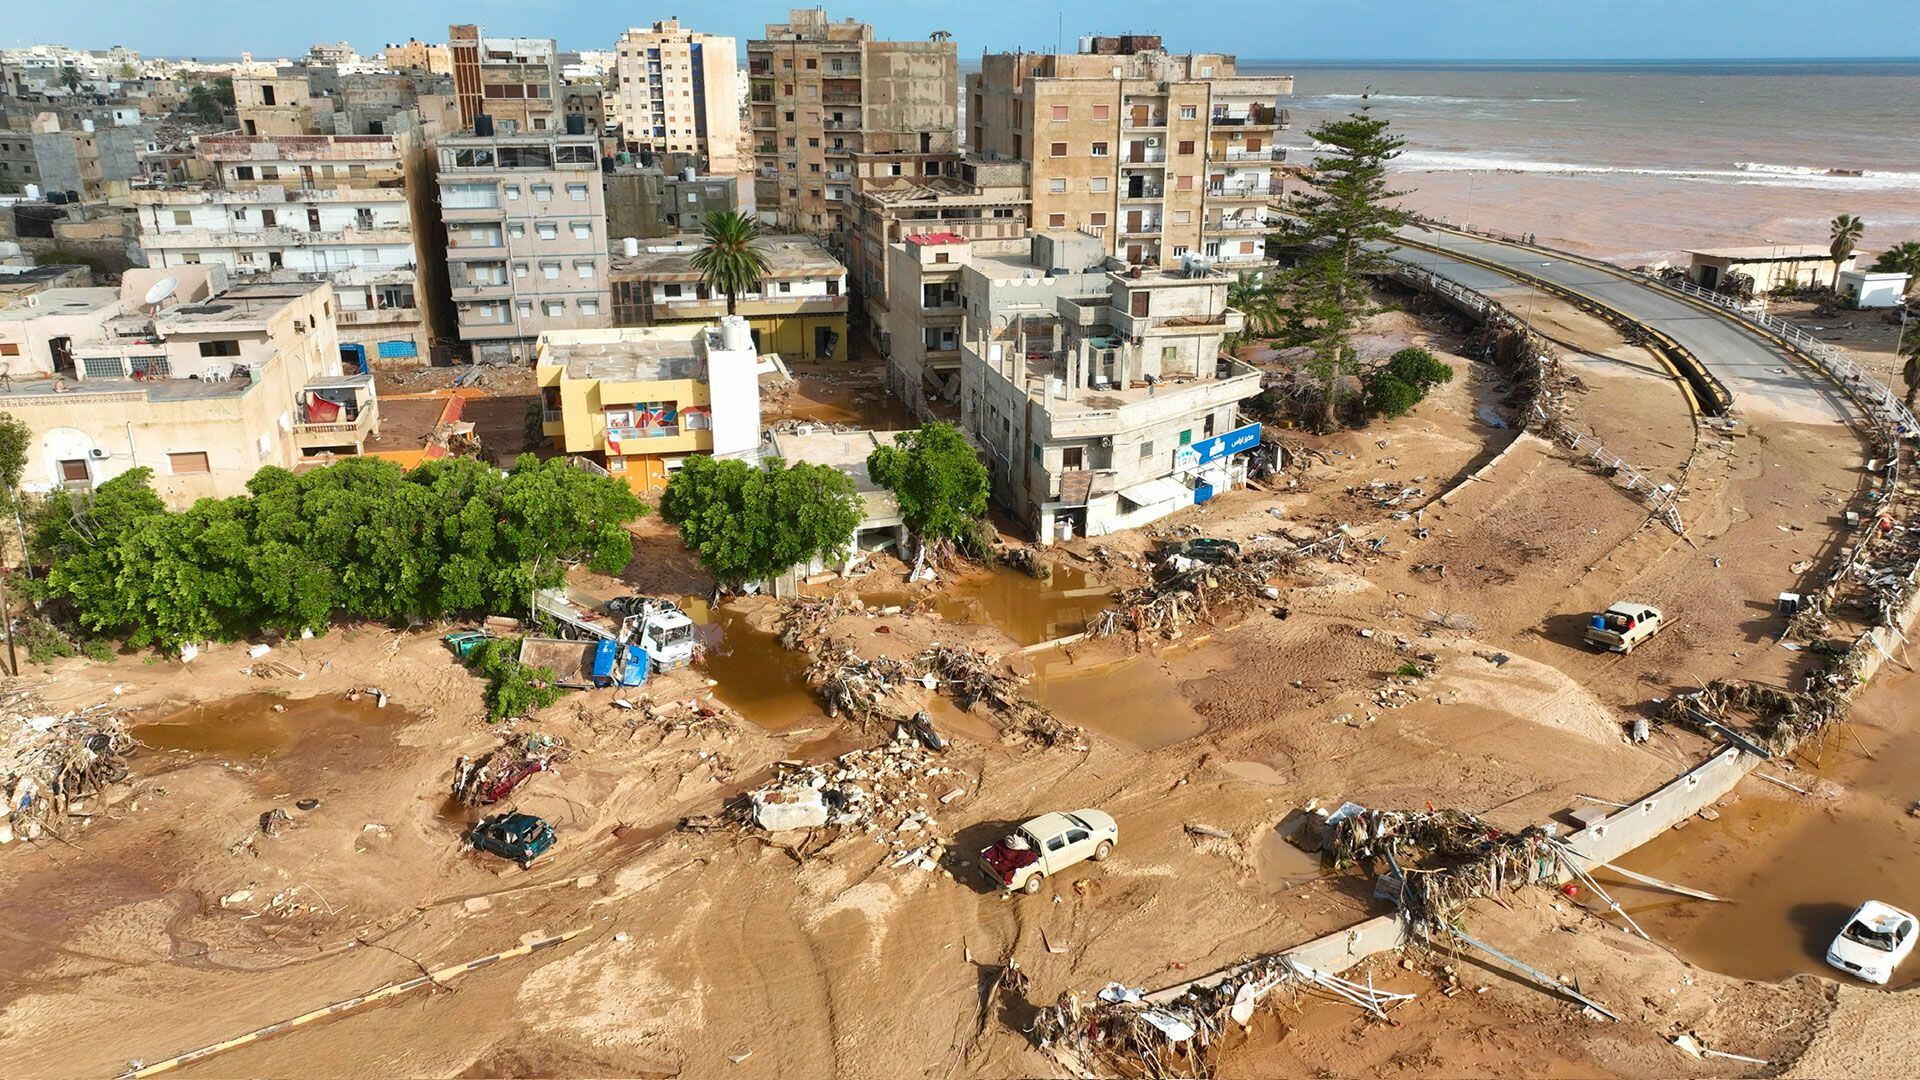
xmin=1393 ymin=661 xmax=1426 ymax=679
xmin=80 ymin=638 xmax=117 ymax=662
xmin=1364 ymin=375 xmax=1424 ymax=419
xmin=19 ymin=617 xmax=76 ymax=664
xmin=1363 ymin=348 xmax=1454 ymax=420
xmin=1384 ymin=347 xmax=1455 ymax=391
xmin=469 ymin=636 xmax=564 ymax=723
xmin=30 ymin=455 xmax=646 ymax=654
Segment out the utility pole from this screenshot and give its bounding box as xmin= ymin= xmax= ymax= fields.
xmin=0 ymin=570 xmax=15 ymax=677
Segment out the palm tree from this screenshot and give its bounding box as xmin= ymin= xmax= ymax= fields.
xmin=57 ymin=66 xmax=82 ymax=94
xmin=1903 ymin=347 xmax=1920 ymax=410
xmin=1831 ymin=214 xmax=1865 ymax=269
xmin=1873 ymin=241 xmax=1920 ymax=295
xmin=693 ymin=211 xmax=770 ymax=316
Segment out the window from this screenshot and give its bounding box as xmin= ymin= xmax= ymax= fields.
xmin=1090 ymin=177 xmax=1109 ymax=193
xmin=83 ymin=356 xmax=125 ymax=379
xmin=1048 ymin=178 xmax=1067 ymax=194
xmin=1131 ymin=292 xmax=1150 ymax=317
xmin=1166 ymin=348 xmax=1181 ymax=365
xmin=199 ymin=339 xmax=241 ymax=358
xmin=1174 ymin=210 xmax=1192 ymax=224
xmin=1032 ymin=443 xmax=1042 ymax=462
xmin=235 ymin=165 xmax=255 ymax=180
xmin=537 ymin=223 xmax=558 ymax=240
xmin=543 ymin=301 xmax=564 ymax=316
xmin=1062 ymin=446 xmax=1084 ymax=469
xmin=168 ymin=451 xmax=210 ymax=475
xmin=58 ymin=459 xmax=91 ymax=483
xmin=580 ymin=300 xmax=600 ymax=316
xmin=0 ymin=343 xmax=16 ymax=356
xmin=1091 ymin=142 xmax=1108 ymax=157
xmin=130 ymin=355 xmax=170 ymax=377
xmin=541 ymin=262 xmax=560 ymax=280
xmin=1048 ymin=213 xmax=1066 ymax=227
xmin=1050 ymin=105 xmax=1069 ymax=121
xmin=1180 ymin=105 xmax=1198 ymax=120
xmin=1092 ymin=104 xmax=1110 ymax=120
xmin=512 ymin=262 xmax=529 ymax=279
xmin=1140 ymin=441 xmax=1154 ymax=460
xmin=1049 ymin=141 xmax=1067 ymax=157
xmin=508 ymin=223 xmax=526 ymax=238
xmin=1204 ymin=413 xmax=1216 ymax=438
xmin=1176 ymin=175 xmax=1194 ymax=191
xmin=663 ymin=283 xmax=683 ymax=298
xmin=575 ymin=261 xmax=594 ymax=280
xmin=1177 ymin=140 xmax=1195 ymax=155
xmin=505 ymin=185 xmax=521 ymax=201
xmin=571 ymin=222 xmax=592 ymax=239
xmin=531 ymin=183 xmax=553 ymax=201
xmin=1090 ymin=213 xmax=1107 ymax=227
xmin=171 ymin=210 xmax=191 ymax=226
xmin=566 ymin=183 xmax=588 ymax=202
xmin=932 ymin=252 xmax=950 ymax=264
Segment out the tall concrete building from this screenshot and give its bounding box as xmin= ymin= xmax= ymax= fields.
xmin=437 ymin=130 xmax=610 ymax=363
xmin=449 ymin=24 xmax=560 ymax=134
xmin=968 ymin=39 xmax=1292 ymax=271
xmin=385 ymin=38 xmax=455 ymax=76
xmin=747 ymin=8 xmax=958 ymax=236
xmin=611 ymin=20 xmax=740 ymax=176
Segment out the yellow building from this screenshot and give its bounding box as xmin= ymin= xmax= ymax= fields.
xmin=609 ymin=234 xmax=850 ymax=362
xmin=535 ymin=318 xmax=763 ymax=490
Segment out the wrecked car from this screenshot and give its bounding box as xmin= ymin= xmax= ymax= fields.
xmin=979 ymin=809 xmax=1118 ymax=895
xmin=468 ymin=812 xmax=557 ymax=869
xmin=1827 ymin=900 xmax=1917 ymax=985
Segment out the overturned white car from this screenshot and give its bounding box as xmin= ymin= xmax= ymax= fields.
xmin=1826 ymin=900 xmax=1917 ymax=985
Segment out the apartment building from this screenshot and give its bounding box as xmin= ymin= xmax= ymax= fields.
xmin=953 ymin=230 xmax=1261 ymax=541
xmin=968 ymin=39 xmax=1291 ymax=271
xmin=438 ymin=130 xmax=610 ymax=363
xmin=609 ymin=234 xmax=847 ymax=361
xmin=0 ymin=267 xmax=376 ymax=507
xmin=386 ymin=38 xmax=455 ymax=76
xmin=844 ymin=154 xmax=1029 ymax=356
xmin=449 ymin=24 xmax=560 ymax=134
xmin=236 ymin=71 xmax=336 ymax=137
xmin=25 ymin=111 xmax=154 ymax=200
xmin=535 ymin=316 xmax=763 ymax=489
xmin=130 ymin=123 xmax=451 ymax=364
xmin=611 ymin=20 xmax=740 ymax=175
xmin=747 ymin=8 xmax=957 ymax=235
xmin=604 ymin=166 xmax=737 ymax=240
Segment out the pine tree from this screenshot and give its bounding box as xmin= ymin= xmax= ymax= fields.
xmin=1271 ymin=99 xmax=1410 ymax=430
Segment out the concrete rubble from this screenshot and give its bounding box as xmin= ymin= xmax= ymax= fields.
xmin=742 ymin=727 xmax=964 ymax=872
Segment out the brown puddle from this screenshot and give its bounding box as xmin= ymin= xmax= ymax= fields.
xmin=934 ymin=563 xmax=1111 ymax=647
xmin=1609 ymin=669 xmax=1920 ymax=987
xmin=781 ymin=382 xmax=920 ymax=431
xmin=133 ymin=692 xmax=400 ymax=768
xmin=1254 ymin=826 xmax=1327 ymax=893
xmin=1031 ymin=651 xmax=1211 ymax=750
xmin=682 ymin=599 xmax=826 ymax=732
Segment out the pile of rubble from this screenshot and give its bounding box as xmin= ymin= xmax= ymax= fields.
xmin=1660 ymin=677 xmax=1843 ymax=755
xmin=450 ymin=731 xmax=571 ymax=807
xmin=742 ymin=726 xmax=969 ymax=872
xmin=1 ymin=688 xmax=135 ymax=844
xmin=1087 ymin=530 xmax=1351 ymax=644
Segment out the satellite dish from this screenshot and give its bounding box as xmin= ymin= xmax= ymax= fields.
xmin=143 ymin=275 xmax=180 ymax=308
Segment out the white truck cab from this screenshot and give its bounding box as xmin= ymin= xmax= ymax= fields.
xmin=979 ymin=809 xmax=1119 ymax=895
xmin=1585 ymin=602 xmax=1666 ymax=653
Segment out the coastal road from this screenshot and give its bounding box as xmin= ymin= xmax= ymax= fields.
xmin=1391 ymin=226 xmax=1857 ymax=427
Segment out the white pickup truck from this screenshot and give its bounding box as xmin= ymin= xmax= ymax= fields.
xmin=1585 ymin=602 xmax=1666 ymax=654
xmin=978 ymin=810 xmax=1119 ymax=895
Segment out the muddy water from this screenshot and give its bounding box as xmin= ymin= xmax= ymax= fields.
xmin=133 ymin=693 xmax=399 ymax=768
xmin=1610 ymin=669 xmax=1920 ymax=987
xmin=781 ymin=381 xmax=918 ymax=431
xmin=935 ymin=563 xmax=1112 ymax=647
xmin=1254 ymin=826 xmax=1327 ymax=892
xmin=1031 ymin=651 xmax=1212 ymax=749
xmin=681 ymin=599 xmax=824 ymax=732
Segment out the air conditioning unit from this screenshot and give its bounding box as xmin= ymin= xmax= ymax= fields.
xmin=88 ymin=447 xmax=110 ymax=460
xmin=1098 ymin=435 xmax=1114 ymax=448
xmin=1145 ymin=136 xmax=1160 ymax=147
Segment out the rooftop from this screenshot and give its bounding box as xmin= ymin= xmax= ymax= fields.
xmin=766 ymin=427 xmax=911 ymax=524
xmin=1688 ymin=245 xmax=1838 ymax=262
xmin=538 ymin=326 xmax=711 ymax=384
xmin=610 ymin=234 xmax=845 ymax=281
xmin=0 ymin=370 xmax=253 ymax=403
xmin=0 ymin=286 xmax=121 ymax=322
xmin=150 ymin=281 xmax=324 ymax=332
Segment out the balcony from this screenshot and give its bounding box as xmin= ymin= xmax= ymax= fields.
xmin=822 ymin=90 xmax=860 ymax=105
xmin=1119 ymin=183 xmax=1165 ymax=200
xmin=1040 ymin=358 xmax=1264 ymax=440
xmin=142 ymin=226 xmax=414 ymax=249
xmin=1207 ymin=146 xmax=1286 ymax=163
xmin=1118 ymin=215 xmax=1163 ymax=237
xmin=337 ymin=305 xmax=422 ymax=326
xmin=1122 ymin=145 xmax=1167 ymax=165
xmin=1211 ymin=105 xmax=1282 ymax=127
xmin=823 ymin=118 xmax=859 ymax=131
xmin=292 ymin=389 xmax=378 ymax=451
xmin=1207 ymin=182 xmax=1282 ymax=200
xmin=1206 ymin=214 xmax=1272 ymax=234
xmin=1122 ymin=112 xmax=1168 ymax=130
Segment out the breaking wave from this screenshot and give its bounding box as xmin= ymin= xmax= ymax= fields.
xmin=1318 ymin=93 xmax=1583 ymax=104
xmin=1392 ymin=151 xmax=1920 ymax=191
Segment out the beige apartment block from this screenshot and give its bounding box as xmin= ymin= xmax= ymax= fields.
xmin=844 ymin=154 xmax=1029 ymax=355
xmin=235 ymin=72 xmax=335 ymax=137
xmin=612 ymin=20 xmax=740 ymax=176
xmin=386 ymin=38 xmax=455 ymax=76
xmin=748 ymin=7 xmax=957 ymax=236
xmin=609 ymin=233 xmax=848 ymax=361
xmin=954 ymin=232 xmax=1259 ymax=541
xmin=438 ymin=131 xmax=611 ymax=363
xmin=131 ymin=124 xmax=452 ymax=365
xmin=969 ymin=40 xmax=1291 ymax=271
xmin=0 ymin=268 xmax=376 ymax=508
xmin=449 ymin=24 xmax=560 ymax=134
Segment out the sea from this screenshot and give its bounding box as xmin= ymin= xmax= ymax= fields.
xmin=1244 ymin=59 xmax=1920 ymax=263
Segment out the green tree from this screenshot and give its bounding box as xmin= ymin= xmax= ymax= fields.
xmin=471 ymin=636 xmax=564 ymax=722
xmin=866 ymin=422 xmax=989 ymax=550
xmin=1830 ymin=214 xmax=1865 ymax=270
xmin=1872 ymin=241 xmax=1920 ymax=294
xmin=693 ymin=210 xmax=770 ymax=316
xmin=0 ymin=412 xmax=29 ymax=496
xmin=186 ymin=84 xmax=223 ymax=124
xmin=58 ymin=66 xmax=82 ymax=93
xmin=1362 ymin=348 xmax=1453 ymax=420
xmin=660 ymin=456 xmax=860 ymax=588
xmin=1382 ymin=346 xmax=1454 ymax=392
xmin=1269 ymin=98 xmax=1410 ymax=430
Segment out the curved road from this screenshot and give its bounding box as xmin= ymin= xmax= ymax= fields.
xmin=1392 ymin=227 xmax=1857 ymax=427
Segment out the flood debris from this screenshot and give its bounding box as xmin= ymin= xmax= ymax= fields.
xmin=1086 ymin=528 xmax=1354 ymax=644
xmin=2 ymin=691 xmax=135 ymax=844
xmin=451 ymin=732 xmax=571 ymax=807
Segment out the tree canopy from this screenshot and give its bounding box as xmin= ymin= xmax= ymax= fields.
xmin=29 ymin=455 xmax=646 ymax=652
xmin=693 ymin=211 xmax=770 ymax=316
xmin=659 ymin=455 xmax=861 ymax=588
xmin=1830 ymin=214 xmax=1865 ymax=268
xmin=1264 ymin=100 xmax=1410 ymax=429
xmin=866 ymin=422 xmax=989 ymax=546
xmin=1363 ymin=346 xmax=1454 ymax=419
xmin=1872 ymin=241 xmax=1920 ymax=294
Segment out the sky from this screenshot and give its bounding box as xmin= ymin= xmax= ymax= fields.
xmin=9 ymin=0 xmax=1920 ymax=62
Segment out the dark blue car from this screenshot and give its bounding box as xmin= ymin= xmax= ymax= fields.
xmin=469 ymin=812 xmax=557 ymax=868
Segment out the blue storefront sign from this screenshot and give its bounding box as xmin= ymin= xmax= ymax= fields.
xmin=1191 ymin=422 xmax=1262 ymax=467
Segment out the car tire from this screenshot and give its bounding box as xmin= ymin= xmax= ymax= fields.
xmin=518 ymin=856 xmax=533 ymax=870
xmin=1022 ymin=872 xmax=1045 ymax=895
xmin=1092 ymin=840 xmax=1113 ymax=862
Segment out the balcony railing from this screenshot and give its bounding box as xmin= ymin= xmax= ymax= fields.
xmin=1118 ymin=217 xmax=1163 ymax=236
xmin=1122 ymin=113 xmax=1167 ymax=129
xmin=1209 ymin=147 xmax=1286 ymax=162
xmin=1211 ymin=105 xmax=1281 ymax=127
xmin=823 ymin=118 xmax=859 ymax=130
xmin=822 ymin=90 xmax=860 ymax=105
xmin=1207 ymin=182 xmax=1283 ymax=199
xmin=337 ymin=305 xmax=421 ymax=325
xmin=1119 ymin=185 xmax=1165 ymax=200
xmin=1123 ymin=146 xmax=1167 ymax=164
